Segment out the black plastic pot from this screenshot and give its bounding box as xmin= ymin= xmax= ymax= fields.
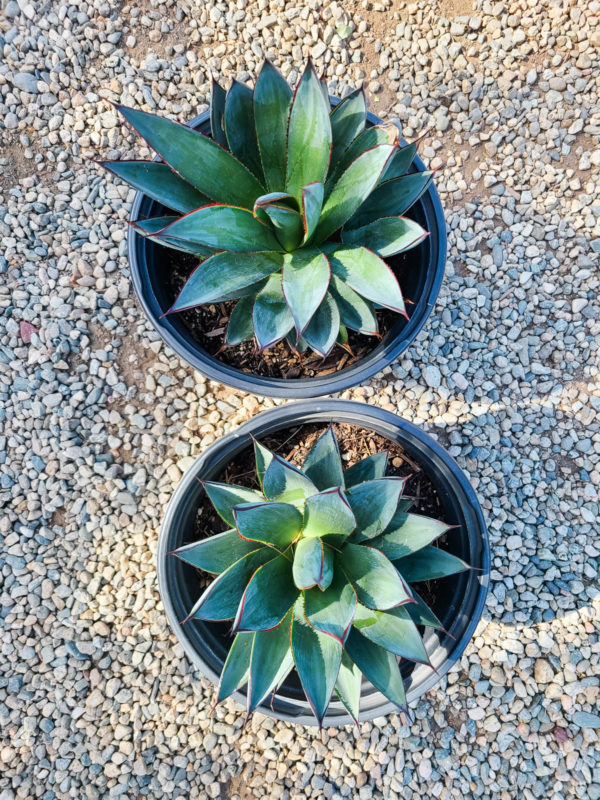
xmin=157 ymin=400 xmax=489 ymax=726
xmin=127 ymin=100 xmax=447 ymax=398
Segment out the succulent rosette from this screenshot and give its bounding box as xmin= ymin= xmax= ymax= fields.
xmin=102 ymin=59 xmax=433 ymax=357
xmin=172 ymin=427 xmax=470 ymax=725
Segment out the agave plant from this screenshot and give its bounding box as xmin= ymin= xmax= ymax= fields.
xmin=172 ymin=427 xmax=470 ymax=725
xmin=102 ymin=59 xmax=434 ymax=357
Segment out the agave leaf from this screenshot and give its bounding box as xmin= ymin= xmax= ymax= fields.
xmin=253 ymin=440 xmax=275 ymax=489
xmin=291 ymin=596 xmax=342 ymax=725
xmin=216 ymin=631 xmax=254 ymax=702
xmin=293 ymin=537 xmax=334 ymax=590
xmin=396 ymin=547 xmax=471 ymax=582
xmin=327 ymin=246 xmax=405 ymax=315
xmin=203 ymin=481 xmax=265 ymax=526
xmin=234 ymin=501 xmax=302 ymax=550
xmin=314 ymin=143 xmax=396 ymax=242
xmin=326 ymin=124 xmax=397 ymax=190
xmin=286 ymin=328 xmax=309 ymax=354
xmin=337 ymin=543 xmax=412 ymax=610
xmin=263 ymin=454 xmax=318 ymax=505
xmin=101 ymin=161 xmax=210 ymax=214
xmin=247 ymin=611 xmax=294 ymax=711
xmin=346 ymin=477 xmax=407 ymax=542
xmin=320 ymin=75 xmax=329 ymax=105
xmin=282 ymin=249 xmax=330 ymax=334
xmin=378 ymin=141 xmax=417 ymax=184
xmin=329 ymin=275 xmax=378 ymax=335
xmin=225 ymin=79 xmax=265 ymax=183
xmin=260 ymin=205 xmax=304 ymax=251
xmin=234 ymin=554 xmax=298 ymax=631
xmin=334 ymin=650 xmax=362 ymax=723
xmin=152 ymin=205 xmax=281 ymax=252
xmin=341 ymin=216 xmax=428 ymax=258
xmin=405 ymin=587 xmax=445 ymax=630
xmin=172 ymin=529 xmax=259 ymax=574
xmin=301 ymin=182 xmax=325 ymax=244
xmin=254 ymin=59 xmax=293 ymax=191
xmin=370 ymin=513 xmax=452 ymax=560
xmin=343 ymin=452 xmax=389 ymax=488
xmin=210 ymin=78 xmax=228 ymax=147
xmin=131 ymin=217 xmax=216 ymax=259
xmin=345 ymin=629 xmax=407 ymax=710
xmin=252 ymin=274 xmax=295 ymax=350
xmin=345 ymin=170 xmax=434 ymax=230
xmin=114 ymin=104 xmax=264 ymax=207
xmin=168 ymin=251 xmax=282 ymax=313
xmin=226 ymin=296 xmax=256 ymax=345
xmin=302 ymin=488 xmax=356 ymax=539
xmin=304 ymin=571 xmax=357 ymax=641
xmin=187 ymin=548 xmax=275 ymax=621
xmin=337 ymin=323 xmax=349 ymax=346
xmin=329 ymin=88 xmax=367 ymax=168
xmin=303 ymin=292 xmax=340 ymax=357
xmin=352 ymin=604 xmax=429 ymax=663
xmin=286 ymin=62 xmax=332 ymax=202
xmin=302 ymin=426 xmax=344 ymax=491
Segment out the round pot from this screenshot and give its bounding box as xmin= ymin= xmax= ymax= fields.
xmin=127 ymin=100 xmax=446 ymax=398
xmin=157 ymin=400 xmax=489 ymax=726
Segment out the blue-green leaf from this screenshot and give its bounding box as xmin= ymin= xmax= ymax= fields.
xmin=334 ymin=651 xmax=362 ymax=724
xmin=153 ymin=205 xmax=281 ymax=252
xmin=247 ymin=611 xmax=294 ymax=711
xmin=172 ymin=529 xmax=258 ymax=574
xmin=115 ymin=104 xmax=264 ymax=207
xmin=225 ymin=79 xmax=264 ymax=183
xmin=302 ymin=488 xmax=356 ymax=539
xmin=216 ymin=631 xmax=254 ymax=702
xmin=168 ymin=251 xmax=283 ymax=312
xmin=252 ymin=275 xmax=295 ymax=350
xmin=329 ymin=275 xmax=378 ymax=335
xmin=345 ymin=170 xmax=434 ymax=230
xmin=293 ymin=537 xmax=334 ymax=590
xmin=131 ymin=216 xmax=215 ymax=259
xmin=226 ymin=296 xmax=256 ymax=345
xmin=303 ymin=292 xmax=340 ymax=357
xmin=262 ymin=454 xmax=318 ymax=505
xmin=378 ymin=141 xmax=417 ymax=183
xmin=326 ymin=124 xmax=397 ymax=190
xmin=343 ymin=452 xmax=388 ymax=488
xmin=234 ymin=554 xmax=298 ymax=631
xmin=404 ymin=588 xmax=445 ymax=631
xmin=370 ymin=513 xmax=452 ymax=560
xmin=346 ymin=477 xmax=407 ymax=542
xmin=282 ymin=249 xmax=330 ymax=334
xmin=186 ymin=548 xmax=275 ymax=622
xmin=345 ymin=629 xmax=407 ymax=710
xmin=254 ymin=60 xmax=293 ymax=191
xmin=327 ymin=246 xmax=406 ymax=315
xmin=396 ymin=547 xmax=470 ymax=582
xmin=337 ymin=543 xmax=412 ymax=610
xmin=314 ymin=144 xmax=395 ymax=242
xmin=329 ymin=88 xmax=366 ymax=166
xmin=302 ymin=426 xmax=345 ymax=491
xmin=301 ymin=182 xmax=325 ymax=244
xmin=234 ymin=501 xmax=302 ymax=550
xmin=304 ymin=571 xmax=357 ymax=642
xmin=291 ymin=596 xmax=342 ymax=725
xmin=341 ymin=216 xmax=428 ymax=258
xmin=203 ymin=481 xmax=264 ymax=526
xmin=102 ymin=161 xmax=209 ymax=214
xmin=210 ymin=78 xmax=228 ymax=147
xmin=352 ymin=603 xmax=429 ymax=663
xmin=253 ymin=440 xmax=275 ymax=488
xmin=286 ymin=62 xmax=332 ymax=202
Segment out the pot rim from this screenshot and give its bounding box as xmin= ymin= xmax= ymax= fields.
xmin=127 ymin=102 xmax=447 ymax=398
xmin=157 ymin=400 xmax=490 ymax=726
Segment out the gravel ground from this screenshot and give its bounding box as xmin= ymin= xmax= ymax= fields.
xmin=1 ymin=0 xmax=599 ymax=798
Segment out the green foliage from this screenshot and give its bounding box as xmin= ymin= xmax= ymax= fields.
xmin=105 ymin=60 xmax=432 ymax=357
xmin=173 ymin=427 xmax=470 ymax=725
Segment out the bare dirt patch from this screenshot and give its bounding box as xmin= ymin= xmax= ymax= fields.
xmin=220 ymin=769 xmax=252 ymax=800
xmin=438 ymin=0 xmax=475 ymax=17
